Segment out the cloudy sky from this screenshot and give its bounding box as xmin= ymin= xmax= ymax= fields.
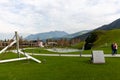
xmin=0 ymin=0 xmax=120 ymax=36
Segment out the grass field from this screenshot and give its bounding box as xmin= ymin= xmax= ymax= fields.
xmin=0 ymin=47 xmax=119 ymax=80
xmin=0 ymin=52 xmax=120 ymax=80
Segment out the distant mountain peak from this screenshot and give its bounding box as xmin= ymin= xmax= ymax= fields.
xmin=74 ymin=18 xmax=120 ymax=40
xmin=63 ymin=30 xmax=91 ymax=39
xmin=25 ymin=31 xmax=68 ymax=40
xmin=96 ymin=18 xmax=120 ymax=30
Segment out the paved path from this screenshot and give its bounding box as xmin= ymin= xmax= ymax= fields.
xmin=12 ymin=50 xmax=120 ymax=57
xmin=28 ymin=53 xmax=120 ymax=57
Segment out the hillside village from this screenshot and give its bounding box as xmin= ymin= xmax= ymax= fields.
xmin=0 ymin=37 xmax=81 ymax=49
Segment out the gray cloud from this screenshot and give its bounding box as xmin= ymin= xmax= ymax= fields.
xmin=0 ymin=0 xmax=120 ymax=35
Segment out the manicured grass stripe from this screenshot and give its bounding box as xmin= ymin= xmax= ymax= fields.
xmin=0 ymin=56 xmax=119 ymax=80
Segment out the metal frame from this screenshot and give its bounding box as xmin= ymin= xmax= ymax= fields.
xmin=0 ymin=31 xmax=41 ymax=63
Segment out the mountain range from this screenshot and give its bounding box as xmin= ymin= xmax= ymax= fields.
xmin=25 ymin=31 xmax=68 ymax=40
xmin=63 ymin=30 xmax=91 ymax=39
xmin=75 ymin=18 xmax=120 ymax=40
xmin=25 ymin=30 xmax=90 ymax=40
xmin=96 ymin=18 xmax=120 ymax=30
xmin=1 ymin=18 xmax=120 ymax=41
xmin=25 ymin=18 xmax=120 ymax=41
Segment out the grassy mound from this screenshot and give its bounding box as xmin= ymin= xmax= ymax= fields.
xmin=93 ymin=29 xmax=120 ymax=48
xmin=84 ymin=29 xmax=120 ymax=53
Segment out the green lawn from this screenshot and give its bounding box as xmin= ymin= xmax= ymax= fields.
xmin=0 ymin=53 xmax=120 ymax=80
xmin=0 ymin=52 xmax=25 ymax=60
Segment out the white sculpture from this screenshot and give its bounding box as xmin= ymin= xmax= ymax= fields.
xmin=0 ymin=31 xmax=41 ymax=63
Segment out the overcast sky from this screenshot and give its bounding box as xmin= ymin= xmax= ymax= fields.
xmin=0 ymin=0 xmax=120 ymax=35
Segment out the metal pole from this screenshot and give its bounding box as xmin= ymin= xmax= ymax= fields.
xmin=80 ymin=43 xmax=85 ymax=57
xmin=15 ymin=31 xmax=20 ymax=58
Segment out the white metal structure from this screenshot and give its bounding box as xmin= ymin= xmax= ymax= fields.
xmin=0 ymin=31 xmax=41 ymax=63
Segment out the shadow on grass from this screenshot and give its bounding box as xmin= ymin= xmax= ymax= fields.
xmin=80 ymin=59 xmax=107 ymax=65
